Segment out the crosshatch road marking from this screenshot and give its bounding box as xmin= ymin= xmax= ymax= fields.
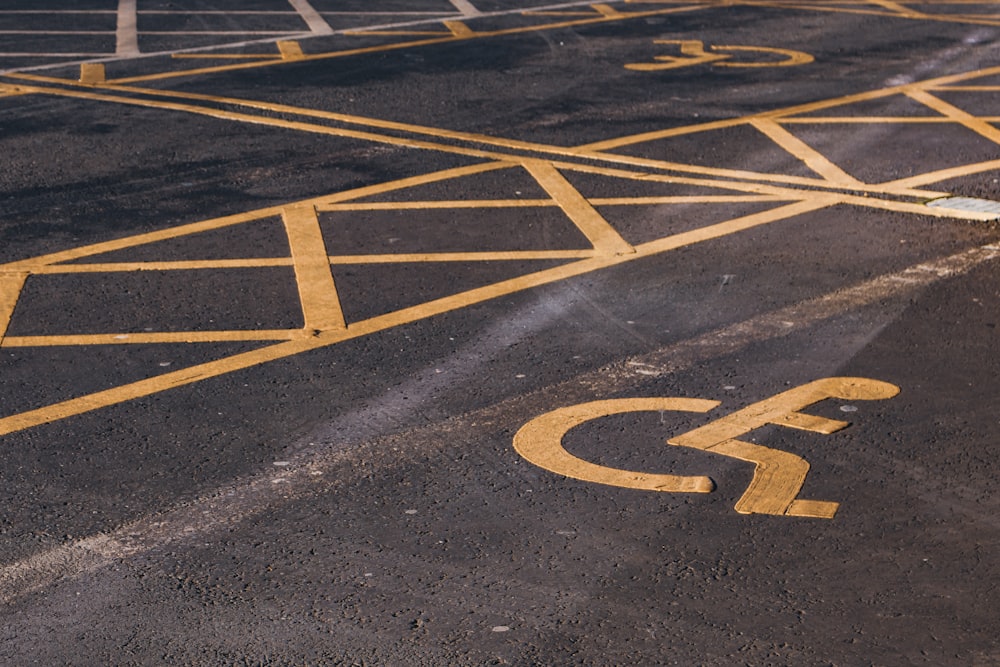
xmin=1 ymin=9 xmax=999 ymax=438
xmin=514 ymin=378 xmax=901 ymax=519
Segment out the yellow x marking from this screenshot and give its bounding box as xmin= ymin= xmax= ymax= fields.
xmin=1 ymin=4 xmax=999 ymax=438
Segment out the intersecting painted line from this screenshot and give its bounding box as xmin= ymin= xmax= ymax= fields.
xmin=0 ymin=198 xmax=830 ymax=437
xmin=286 ymin=0 xmax=334 ymax=35
xmin=116 ymin=0 xmax=139 ymax=57
xmin=282 ymin=205 xmax=346 ymax=331
xmin=523 ymin=160 xmax=635 ymax=256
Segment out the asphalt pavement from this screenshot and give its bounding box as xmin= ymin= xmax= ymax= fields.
xmin=2 ymin=1 xmax=1000 ymax=665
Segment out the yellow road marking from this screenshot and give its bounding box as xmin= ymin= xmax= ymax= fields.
xmin=904 ymin=88 xmax=1000 ymax=146
xmin=282 ymin=205 xmax=346 ymax=331
xmin=0 ymin=272 xmax=28 ymax=341
xmin=878 ymin=157 xmax=1000 ymax=191
xmin=1 ymin=23 xmax=999 ymax=440
xmin=277 ymin=40 xmax=304 ymax=60
xmin=78 ymin=63 xmax=105 ymax=84
xmin=513 ymin=398 xmax=719 ymax=493
xmin=443 ymin=20 xmax=476 ymax=38
xmin=3 ymin=330 xmax=303 ymax=347
xmin=750 ymin=118 xmax=864 ymax=186
xmin=669 ymin=377 xmax=899 ymax=517
xmin=514 ymin=378 xmax=899 ymax=518
xmin=0 ymin=198 xmax=834 ymax=434
xmin=329 ymin=251 xmax=595 ymax=263
xmin=523 ymin=159 xmax=635 ymax=255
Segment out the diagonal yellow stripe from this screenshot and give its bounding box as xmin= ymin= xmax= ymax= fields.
xmin=523 ymin=160 xmax=635 ymax=256
xmin=282 ymin=205 xmax=346 ymax=331
xmin=0 ymin=272 xmax=28 ymax=341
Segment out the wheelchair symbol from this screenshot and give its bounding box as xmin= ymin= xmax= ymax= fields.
xmin=626 ymin=40 xmax=814 ymax=72
xmin=513 ymin=378 xmax=898 ymax=519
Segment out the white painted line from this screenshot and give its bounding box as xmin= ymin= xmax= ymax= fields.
xmin=286 ymin=0 xmax=334 ymax=35
xmin=449 ymin=0 xmax=484 ymax=18
xmin=2 ymin=241 xmax=998 ymax=604
xmin=116 ymin=0 xmax=139 ymax=57
xmin=0 ymin=1 xmax=639 ymax=76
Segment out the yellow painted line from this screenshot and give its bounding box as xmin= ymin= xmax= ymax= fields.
xmin=876 ymin=158 xmax=1000 ymax=193
xmin=282 ymin=205 xmax=346 ymax=331
xmin=523 ymin=159 xmax=635 ymax=256
xmin=0 ymin=338 xmax=321 ymax=436
xmin=329 ymin=250 xmax=595 ymax=264
xmin=583 ymin=64 xmax=1000 ymax=152
xmin=276 ymin=40 xmax=304 ymax=60
xmin=513 ymin=398 xmax=719 ymax=493
xmin=27 ymin=259 xmax=294 ymax=273
xmin=751 ymin=118 xmax=864 ymax=186
xmin=9 ymin=78 xmax=940 ymax=197
xmin=904 ymin=88 xmax=1000 ymax=146
xmin=637 ymin=197 xmax=837 ymax=255
xmin=317 ymin=199 xmax=556 ymax=211
xmin=66 ymin=81 xmax=835 ymax=191
xmin=2 ymin=330 xmax=303 ymax=347
xmin=0 ymin=272 xmax=28 ymax=341
xmin=668 ymin=377 xmax=899 ymax=517
xmin=552 ymin=159 xmax=947 ymax=200
xmin=78 ymin=63 xmax=105 ymax=84
xmin=934 ymin=85 xmax=1000 ymax=92
xmin=0 ymin=198 xmax=834 ymax=437
xmin=0 ymin=162 xmax=511 ymax=272
xmin=779 ymin=117 xmax=975 ymax=124
xmin=443 ymin=20 xmax=476 ymax=38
